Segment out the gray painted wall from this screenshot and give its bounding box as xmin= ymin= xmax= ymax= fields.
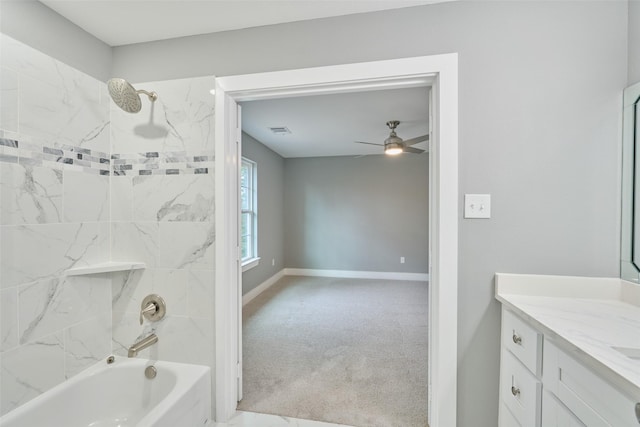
xmin=0 ymin=1 xmax=112 ymax=81
xmin=111 ymin=3 xmax=627 ymax=425
xmin=240 ymin=135 xmax=427 ymax=292
xmin=241 ymin=132 xmax=285 ymax=295
xmin=2 ymin=1 xmax=630 ymax=425
xmin=284 ymin=155 xmax=429 ymax=273
xmin=630 ymin=0 xmax=640 ymax=84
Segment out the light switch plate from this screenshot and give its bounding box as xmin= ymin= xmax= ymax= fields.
xmin=464 ymin=194 xmax=491 ymax=218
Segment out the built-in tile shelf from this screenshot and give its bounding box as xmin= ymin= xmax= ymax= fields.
xmin=65 ymin=262 xmax=146 ymax=276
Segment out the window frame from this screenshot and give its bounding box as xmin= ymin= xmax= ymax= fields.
xmin=240 ymin=157 xmax=259 ymax=270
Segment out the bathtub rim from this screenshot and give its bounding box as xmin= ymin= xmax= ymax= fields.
xmin=0 ymin=356 xmax=211 ymax=425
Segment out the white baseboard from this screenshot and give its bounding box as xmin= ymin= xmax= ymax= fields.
xmin=283 ymin=268 xmax=429 ymax=282
xmin=242 ymin=269 xmax=285 ymax=306
xmin=243 ymin=268 xmax=429 ymax=305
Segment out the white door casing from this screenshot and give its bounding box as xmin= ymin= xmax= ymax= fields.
xmin=214 ymin=94 xmax=242 ymax=417
xmin=214 ymin=53 xmax=459 ymax=427
xmin=236 ymin=104 xmax=243 ymax=402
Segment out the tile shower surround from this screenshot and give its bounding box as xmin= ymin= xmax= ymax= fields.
xmin=0 ymin=34 xmax=215 ymax=416
xmin=107 ymin=75 xmax=215 ymax=381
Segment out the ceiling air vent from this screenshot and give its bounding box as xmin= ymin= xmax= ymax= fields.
xmin=269 ymin=126 xmax=291 ymax=135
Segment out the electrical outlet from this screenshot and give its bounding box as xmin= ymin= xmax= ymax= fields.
xmin=400 ymin=257 xmax=405 ymax=264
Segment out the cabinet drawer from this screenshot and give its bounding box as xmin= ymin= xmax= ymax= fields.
xmin=500 ymin=349 xmax=542 ymax=427
xmin=544 ymin=339 xmax=639 ymax=427
xmin=541 ymin=390 xmax=585 ymax=427
xmin=502 ymin=309 xmax=542 ymax=375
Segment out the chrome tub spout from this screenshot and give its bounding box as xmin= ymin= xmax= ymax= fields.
xmin=128 ymin=334 xmax=158 ymax=358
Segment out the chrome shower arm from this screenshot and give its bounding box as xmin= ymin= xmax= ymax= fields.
xmin=136 ymin=89 xmax=158 ymax=102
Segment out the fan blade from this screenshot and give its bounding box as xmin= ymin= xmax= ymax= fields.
xmin=403 ymin=134 xmax=429 ymax=146
xmin=404 ymin=146 xmax=425 ymax=154
xmin=354 ymin=141 xmax=384 ymax=146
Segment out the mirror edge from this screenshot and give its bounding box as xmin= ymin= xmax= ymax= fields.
xmin=621 ymin=82 xmax=640 ymax=282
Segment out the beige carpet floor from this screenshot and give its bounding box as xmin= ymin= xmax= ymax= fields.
xmin=238 ymin=276 xmax=429 ymax=427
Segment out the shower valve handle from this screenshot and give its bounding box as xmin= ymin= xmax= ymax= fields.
xmin=139 ymin=302 xmax=157 ymax=325
xmin=139 ymin=294 xmax=166 ymax=325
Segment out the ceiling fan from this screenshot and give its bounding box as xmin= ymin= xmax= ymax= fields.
xmin=355 ymin=120 xmax=428 ymax=155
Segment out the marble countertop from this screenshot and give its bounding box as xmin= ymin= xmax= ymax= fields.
xmin=495 ymin=273 xmax=640 ymax=400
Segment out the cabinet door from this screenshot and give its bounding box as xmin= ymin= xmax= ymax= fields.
xmin=544 ymin=339 xmax=639 ymax=427
xmin=499 ymin=403 xmax=522 ymax=427
xmin=541 ymin=390 xmax=585 ymax=427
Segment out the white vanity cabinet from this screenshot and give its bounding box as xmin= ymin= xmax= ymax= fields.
xmin=540 ymin=390 xmax=584 ymax=427
xmin=543 ymin=339 xmax=639 ymax=427
xmin=498 ymin=308 xmax=542 ymax=427
xmin=499 ymin=307 xmax=640 ymax=427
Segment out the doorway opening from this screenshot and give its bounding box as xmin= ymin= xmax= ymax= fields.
xmin=214 ymin=54 xmax=458 ymax=427
xmin=238 ymin=86 xmax=430 ymax=425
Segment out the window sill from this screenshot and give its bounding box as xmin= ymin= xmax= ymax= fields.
xmin=242 ymin=257 xmax=260 ymax=272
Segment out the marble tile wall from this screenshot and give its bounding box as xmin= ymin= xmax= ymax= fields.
xmin=0 ymin=35 xmax=216 ymax=417
xmin=0 ymin=34 xmax=112 ymax=415
xmin=109 ymin=76 xmax=216 ymax=369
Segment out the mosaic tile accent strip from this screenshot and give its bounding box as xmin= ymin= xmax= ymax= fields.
xmin=0 ymin=138 xmax=18 ymax=149
xmin=110 ymin=151 xmax=214 ymax=176
xmin=0 ymin=137 xmax=110 ymax=175
xmin=0 ymin=138 xmax=214 ymax=176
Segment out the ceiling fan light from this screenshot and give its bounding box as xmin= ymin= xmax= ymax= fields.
xmin=384 ymin=142 xmax=403 ymax=156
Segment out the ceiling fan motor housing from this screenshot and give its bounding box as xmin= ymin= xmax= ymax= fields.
xmin=385 ymin=134 xmax=404 ymax=146
xmin=385 ymin=120 xmax=404 ymax=148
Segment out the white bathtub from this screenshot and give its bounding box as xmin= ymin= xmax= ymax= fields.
xmin=0 ymin=357 xmax=211 ymax=427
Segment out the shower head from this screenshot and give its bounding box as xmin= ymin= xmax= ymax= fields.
xmin=107 ymin=78 xmax=158 ymax=113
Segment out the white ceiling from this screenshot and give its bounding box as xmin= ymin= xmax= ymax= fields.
xmin=39 ymin=0 xmax=441 ymax=47
xmin=241 ymin=87 xmax=430 ymax=158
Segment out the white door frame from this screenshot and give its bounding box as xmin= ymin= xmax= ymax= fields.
xmin=214 ymin=53 xmax=458 ymax=427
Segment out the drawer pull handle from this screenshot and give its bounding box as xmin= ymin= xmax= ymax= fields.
xmin=635 ymin=402 xmax=640 ymax=423
xmin=511 ymin=386 xmax=520 ymax=397
xmin=512 ymin=333 xmax=522 ymax=345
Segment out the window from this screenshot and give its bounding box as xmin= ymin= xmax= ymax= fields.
xmin=240 ymin=158 xmax=258 ymax=266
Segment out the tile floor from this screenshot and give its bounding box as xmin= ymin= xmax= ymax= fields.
xmin=212 ymin=411 xmax=354 ymax=427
